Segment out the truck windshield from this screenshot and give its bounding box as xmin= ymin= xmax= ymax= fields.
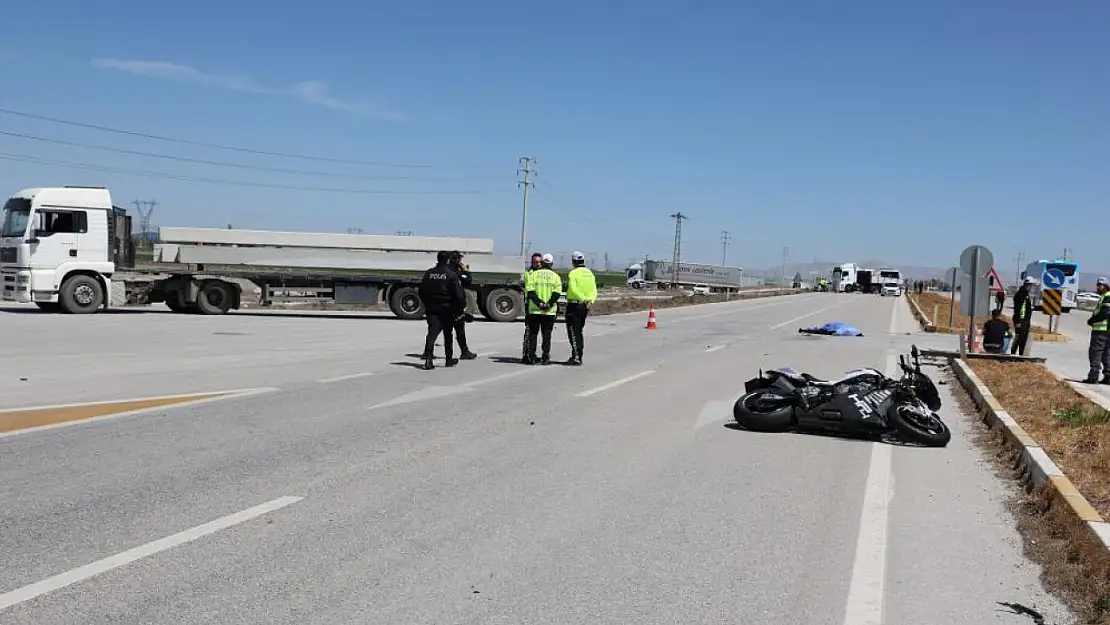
xmin=880 ymin=271 xmax=900 ymax=279
xmin=1 ymin=198 xmax=31 ymax=238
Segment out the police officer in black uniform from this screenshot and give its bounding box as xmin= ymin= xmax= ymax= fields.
xmin=448 ymin=250 xmax=478 ymax=360
xmin=417 ymin=251 xmax=466 ymax=370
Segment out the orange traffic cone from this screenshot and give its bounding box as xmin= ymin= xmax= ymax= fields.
xmin=645 ymin=303 xmax=658 ymax=330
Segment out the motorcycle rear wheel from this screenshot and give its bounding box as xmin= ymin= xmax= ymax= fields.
xmin=733 ymin=390 xmax=794 ymax=432
xmin=887 ymin=403 xmax=951 ymax=447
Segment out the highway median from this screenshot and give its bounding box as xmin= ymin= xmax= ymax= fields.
xmin=908 ymin=291 xmax=1065 ymax=343
xmin=950 ymin=357 xmax=1110 ymax=624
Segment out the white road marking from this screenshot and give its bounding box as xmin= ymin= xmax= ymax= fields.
xmin=316 ymin=372 xmax=375 ymax=383
xmin=840 ymin=353 xmax=897 ymax=625
xmin=367 ymin=385 xmax=472 ymax=410
xmin=888 ymin=298 xmax=899 ymax=335
xmin=0 ymin=496 xmax=303 ymax=611
xmin=576 ymin=370 xmax=656 ymax=398
xmin=667 ymin=297 xmax=801 ymax=324
xmin=769 ymin=300 xmax=850 ymax=330
xmin=694 ymin=399 xmax=731 ymax=430
xmin=0 ymin=388 xmax=280 ymax=441
xmin=704 ymin=345 xmax=727 ymax=353
xmin=466 ymin=367 xmax=541 ymax=388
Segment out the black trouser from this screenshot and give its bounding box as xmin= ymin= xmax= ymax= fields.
xmin=453 ymin=317 xmax=470 ymax=353
xmin=1087 ymin=330 xmax=1110 ymax=380
xmin=524 ymin=314 xmax=555 ymax=361
xmin=423 ymin=310 xmax=455 ymax=360
xmin=1010 ymin=321 xmax=1031 ymax=355
xmin=564 ymin=302 xmax=589 ymax=360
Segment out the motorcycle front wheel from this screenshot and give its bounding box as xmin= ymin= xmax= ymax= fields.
xmin=887 ymin=403 xmax=951 ymax=447
xmin=733 ymin=390 xmax=794 ymax=432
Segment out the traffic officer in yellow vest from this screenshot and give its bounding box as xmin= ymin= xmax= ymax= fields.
xmin=522 ymin=253 xmax=562 ymax=365
xmin=1083 ymin=276 xmax=1110 ymax=383
xmin=521 ymin=252 xmax=543 ymax=360
xmin=563 ymin=251 xmax=597 ymax=366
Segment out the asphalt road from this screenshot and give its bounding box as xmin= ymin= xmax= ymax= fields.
xmin=0 ymin=293 xmax=1076 ymax=624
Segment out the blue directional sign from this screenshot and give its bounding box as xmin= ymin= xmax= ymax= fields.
xmin=1043 ymin=268 xmax=1065 ymax=289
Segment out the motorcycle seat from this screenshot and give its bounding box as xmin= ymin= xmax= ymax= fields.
xmin=769 ymin=367 xmax=834 ymax=386
xmin=770 ymin=367 xmax=876 ymax=387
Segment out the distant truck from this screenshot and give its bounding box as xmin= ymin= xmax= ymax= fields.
xmin=626 ymin=259 xmax=744 ymax=292
xmin=876 ymin=267 xmax=903 ymax=296
xmin=0 ymin=186 xmax=532 ymax=320
xmin=832 ymin=263 xmax=862 ymax=292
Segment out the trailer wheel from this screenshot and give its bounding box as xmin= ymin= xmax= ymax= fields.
xmin=59 ymin=274 xmax=104 ymax=314
xmin=484 ymin=288 xmax=524 ymax=322
xmin=390 ymin=286 xmax=425 ymax=320
xmin=195 ymin=280 xmax=235 ymax=315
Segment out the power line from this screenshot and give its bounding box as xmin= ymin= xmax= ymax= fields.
xmin=0 ymin=152 xmax=499 ymax=195
xmin=670 ymin=212 xmax=688 ymax=288
xmin=0 ymin=130 xmax=481 ymax=181
xmin=0 ymin=107 xmax=504 ymax=170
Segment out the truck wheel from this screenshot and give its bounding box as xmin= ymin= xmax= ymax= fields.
xmin=484 ymin=288 xmax=524 ymax=322
xmin=390 ymin=286 xmax=425 ymax=320
xmin=196 ymin=280 xmax=234 ymax=315
xmin=59 ymin=274 xmax=104 ymax=314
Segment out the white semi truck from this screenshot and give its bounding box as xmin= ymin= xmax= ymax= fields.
xmin=876 ymin=267 xmax=903 ymax=296
xmin=626 ymin=259 xmax=745 ymax=292
xmin=0 ymin=186 xmax=532 ymax=320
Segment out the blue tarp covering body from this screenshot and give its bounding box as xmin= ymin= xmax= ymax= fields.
xmin=799 ymin=321 xmax=864 ymax=336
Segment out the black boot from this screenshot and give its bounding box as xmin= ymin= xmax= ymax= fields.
xmin=422 ymin=357 xmax=435 ymax=370
xmin=460 ymin=351 xmax=478 ymax=360
xmin=444 ymin=355 xmax=458 ymax=367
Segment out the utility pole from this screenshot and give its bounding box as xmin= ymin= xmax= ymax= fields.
xmin=720 ymin=230 xmax=732 ymax=266
xmin=1015 ymin=251 xmax=1025 ymax=286
xmin=517 ymin=157 xmax=536 ymax=258
xmin=1062 ymin=248 xmax=1072 ymax=261
xmin=781 ymin=246 xmax=789 ymax=287
xmin=670 ymin=212 xmax=689 ymax=288
xmin=131 ymin=199 xmax=157 ymax=248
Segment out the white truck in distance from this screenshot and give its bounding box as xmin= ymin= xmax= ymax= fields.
xmin=0 ymin=186 xmax=532 ymax=320
xmin=626 ymin=259 xmax=745 ymax=292
xmin=876 ymin=267 xmax=903 ymax=296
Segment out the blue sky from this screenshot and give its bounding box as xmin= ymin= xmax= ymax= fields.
xmin=1 ymin=0 xmax=1107 ymax=274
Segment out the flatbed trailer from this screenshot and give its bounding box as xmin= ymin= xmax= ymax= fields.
xmin=121 ymin=262 xmax=527 ymax=321
xmin=0 ymin=186 xmax=531 ymax=321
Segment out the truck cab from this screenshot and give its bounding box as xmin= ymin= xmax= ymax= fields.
xmin=0 ymin=186 xmax=133 ymax=313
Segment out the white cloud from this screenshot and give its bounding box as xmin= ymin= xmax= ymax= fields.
xmin=90 ymin=58 xmax=403 ymax=120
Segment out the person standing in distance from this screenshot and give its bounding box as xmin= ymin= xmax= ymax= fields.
xmin=523 ymin=253 xmax=562 ymax=365
xmin=521 ymin=252 xmax=543 ymax=360
xmin=447 ymin=250 xmax=478 ymax=360
xmin=1083 ymin=276 xmax=1110 ymax=384
xmin=1010 ymin=276 xmax=1036 ymax=355
xmin=563 ymin=251 xmax=597 ymax=366
xmin=418 ymin=251 xmax=466 ymax=370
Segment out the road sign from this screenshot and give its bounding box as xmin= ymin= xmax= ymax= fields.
xmin=958 ymin=245 xmax=994 ymax=324
xmin=960 ymin=245 xmax=994 ymax=277
xmin=959 ymin=272 xmax=993 ymax=318
xmin=984 ymin=267 xmax=1004 ymax=293
xmin=1042 ymin=288 xmax=1063 ymax=315
xmin=1043 ymin=268 xmax=1065 ymax=289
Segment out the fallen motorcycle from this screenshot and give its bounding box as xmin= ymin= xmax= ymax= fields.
xmin=732 ymin=345 xmax=951 ymax=447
